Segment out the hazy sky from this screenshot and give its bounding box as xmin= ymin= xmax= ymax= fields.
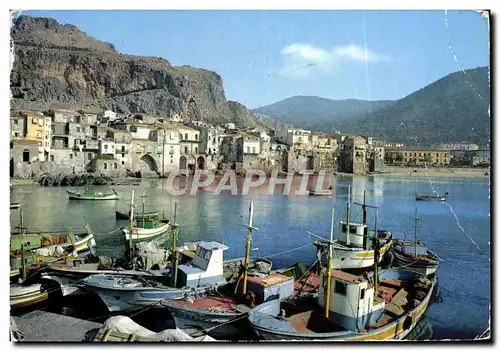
xmin=23 ymin=10 xmax=490 ymax=108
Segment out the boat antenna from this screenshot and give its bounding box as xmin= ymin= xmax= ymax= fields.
xmin=346 ymin=185 xmax=351 ymax=227
xmin=20 ymin=206 xmax=27 ymax=282
xmin=414 ymin=203 xmax=420 ymax=256
xmin=325 ymin=208 xmax=335 ymax=318
xmin=141 ymin=190 xmax=147 ymax=229
xmin=242 ymin=201 xmax=258 ymax=295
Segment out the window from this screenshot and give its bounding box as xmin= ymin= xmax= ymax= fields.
xmin=104 ymin=144 xmax=108 ymax=150
xmin=195 ymin=147 xmax=198 ymax=154
xmin=69 ymin=154 xmax=73 ymax=160
xmin=111 ymin=145 xmax=114 ymax=149
xmin=246 ymin=147 xmax=250 ymax=153
xmin=50 ymin=155 xmax=54 ymax=162
xmin=185 ymin=146 xmax=188 ymax=154
xmin=169 ymin=146 xmax=174 ymax=155
xmin=335 ymin=281 xmax=347 ymax=295
xmin=170 ymin=159 xmax=173 ymax=163
xmin=23 ymin=149 xmax=29 ymax=162
xmin=14 ymin=120 xmax=18 ymax=125
xmin=14 ymin=132 xmax=19 ymax=137
xmin=121 ymin=153 xmax=125 ymax=158
xmin=36 ymin=130 xmax=42 ymax=137
xmin=104 ymin=163 xmax=107 ymax=169
xmin=184 ymin=133 xmax=188 ymax=140
xmin=76 ymin=127 xmax=81 ymax=133
xmin=122 ymin=161 xmax=125 ymax=165
xmin=114 ymin=163 xmax=117 ymax=169
xmin=213 ymin=137 xmax=216 ymax=143
xmin=360 ymin=288 xmax=365 ymax=300
xmin=45 ymin=142 xmax=49 ymax=147
xmin=252 ymin=147 xmax=256 ymax=153
xmin=121 ymin=146 xmax=125 ymax=152
xmin=211 ymin=155 xmax=214 ymax=161
xmin=88 ymin=153 xmax=92 ymax=160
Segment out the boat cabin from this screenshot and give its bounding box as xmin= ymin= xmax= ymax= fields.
xmin=318 ymin=269 xmax=385 ymax=331
xmin=177 ymin=241 xmax=228 ymax=288
xmin=398 ymin=241 xmax=428 ymax=256
xmin=338 ymin=221 xmax=369 ymax=249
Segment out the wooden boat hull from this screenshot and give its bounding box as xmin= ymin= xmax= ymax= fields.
xmin=391 ymin=243 xmax=439 ymax=276
xmin=316 ymin=241 xmax=392 ymax=269
xmin=10 ymin=284 xmax=49 ymax=310
xmin=115 ymin=211 xmax=159 ymax=220
xmin=67 ymin=190 xmax=118 ymax=200
xmin=122 ymin=222 xmax=170 ymax=241
xmin=248 ymin=279 xmax=436 ymax=341
xmin=162 ymin=299 xmax=247 ymax=340
xmin=82 ymin=275 xmax=227 ymax=312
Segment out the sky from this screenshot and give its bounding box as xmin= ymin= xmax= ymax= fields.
xmin=22 ymin=10 xmax=490 ymax=109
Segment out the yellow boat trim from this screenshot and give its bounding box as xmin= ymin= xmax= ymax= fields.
xmin=355 ymin=243 xmax=391 ymax=258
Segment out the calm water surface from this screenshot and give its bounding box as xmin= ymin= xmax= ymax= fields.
xmin=10 ymin=174 xmax=490 ymax=340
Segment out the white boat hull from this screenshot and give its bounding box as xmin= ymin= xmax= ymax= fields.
xmin=10 ymin=284 xmax=48 ymax=309
xmin=323 ymin=242 xmax=392 ymax=269
xmin=122 ymin=223 xmax=170 ymax=241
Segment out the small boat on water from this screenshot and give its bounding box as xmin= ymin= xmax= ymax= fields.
xmin=115 ymin=210 xmax=159 ymax=220
xmin=313 ymin=187 xmax=393 ymax=270
xmin=308 ymin=189 xmax=333 ymax=196
xmin=10 ymin=202 xmax=21 ymax=209
xmin=67 ymin=188 xmax=118 ymax=200
xmin=415 ymin=192 xmax=448 ymax=201
xmin=122 ymin=219 xmax=170 ymax=241
xmin=82 ymin=241 xmax=239 ymax=312
xmin=10 ymin=283 xmax=49 ymax=310
xmin=392 ymin=241 xmax=440 ymax=277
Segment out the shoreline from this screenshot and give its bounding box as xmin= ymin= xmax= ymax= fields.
xmin=369 ymin=167 xmax=489 ymax=179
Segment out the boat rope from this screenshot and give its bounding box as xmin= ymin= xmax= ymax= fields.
xmin=94 ymin=228 xmax=123 ymax=236
xmin=261 ymin=243 xmax=314 ymax=260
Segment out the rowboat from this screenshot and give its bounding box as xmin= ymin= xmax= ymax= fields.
xmin=312 ymin=187 xmax=393 ymax=269
xmin=115 ymin=210 xmax=159 ymax=220
xmin=10 ymin=202 xmax=21 ymax=209
xmin=67 ymin=189 xmax=118 ymax=200
xmin=248 ymin=269 xmax=436 ymax=341
xmin=415 ymin=192 xmax=448 ymax=201
xmin=121 ymin=219 xmax=170 ymax=241
xmin=308 ymin=189 xmax=333 ymax=196
xmin=10 ymin=283 xmax=49 ymax=310
xmin=391 ymin=241 xmax=440 ymax=277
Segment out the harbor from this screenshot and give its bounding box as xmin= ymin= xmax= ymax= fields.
xmin=9 ymin=174 xmax=490 ymax=341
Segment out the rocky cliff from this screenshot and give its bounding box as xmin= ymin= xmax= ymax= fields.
xmin=10 ymin=15 xmax=256 ymax=127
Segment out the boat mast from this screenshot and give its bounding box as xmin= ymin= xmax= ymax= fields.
xmin=346 ymin=185 xmax=351 ymax=227
xmin=141 ymin=191 xmax=146 ymax=229
xmin=162 ymin=128 xmax=165 ymax=177
xmin=242 ymin=201 xmax=255 ymax=295
xmin=20 ymin=206 xmax=26 ymax=282
xmin=325 ymin=208 xmax=335 ymax=318
xmin=414 ymin=204 xmax=419 ymax=256
xmin=129 ymin=190 xmax=135 ymax=266
xmin=171 ymin=202 xmax=179 ymax=288
xmin=362 ymin=190 xmax=367 ymax=225
xmin=373 ymin=209 xmax=379 ymax=298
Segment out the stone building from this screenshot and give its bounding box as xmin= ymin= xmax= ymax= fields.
xmin=385 ymin=147 xmax=451 ymax=166
xmin=10 ymin=114 xmax=26 ymax=139
xmin=341 ymin=136 xmax=368 ymax=174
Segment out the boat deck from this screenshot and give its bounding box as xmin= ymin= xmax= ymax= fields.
xmin=171 ymin=295 xmax=240 ymax=313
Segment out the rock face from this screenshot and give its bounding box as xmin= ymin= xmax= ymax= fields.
xmin=10 ymin=15 xmax=256 ymax=127
xmin=38 ymin=171 xmax=111 ymax=187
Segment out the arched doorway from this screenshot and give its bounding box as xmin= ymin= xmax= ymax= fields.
xmin=10 ymin=158 xmax=14 ymax=178
xmin=139 ymin=154 xmax=158 ymax=172
xmin=197 ymin=156 xmax=205 ymax=170
xmin=179 ymin=156 xmax=187 ymax=170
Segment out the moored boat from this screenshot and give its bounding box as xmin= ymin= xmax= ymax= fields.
xmin=115 ymin=210 xmax=159 ymax=220
xmin=415 ymin=192 xmax=448 ymax=201
xmin=313 ymin=188 xmax=393 ymax=269
xmin=10 ymin=283 xmax=49 ymax=310
xmin=67 ymin=188 xmax=118 ymax=200
xmin=122 ymin=219 xmax=170 ymax=241
xmin=308 ymin=189 xmax=333 ymax=196
xmin=10 ymin=202 xmax=21 ymax=209
xmin=392 ymin=240 xmax=440 ymax=277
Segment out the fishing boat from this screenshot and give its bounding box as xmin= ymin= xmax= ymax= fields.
xmin=161 ymin=202 xmax=296 ymax=340
xmin=10 ymin=284 xmax=49 ymax=310
xmin=309 ymin=189 xmax=333 ymax=196
xmin=391 ymin=205 xmax=440 ymax=276
xmin=67 ymin=188 xmax=118 ymax=200
xmin=313 ymin=188 xmax=393 ymax=270
xmin=81 ymin=241 xmax=237 ymax=312
xmin=115 ymin=210 xmax=159 ymax=220
xmin=10 ymin=202 xmax=21 ymax=209
xmin=415 ymin=192 xmax=448 ymax=201
xmin=247 ymin=209 xmax=436 ymax=341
